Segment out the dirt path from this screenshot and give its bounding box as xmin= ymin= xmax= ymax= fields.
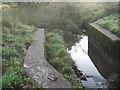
xmin=24 ymin=29 xmax=72 ymax=88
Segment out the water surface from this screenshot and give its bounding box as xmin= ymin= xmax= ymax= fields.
xmin=68 ymin=35 xmax=108 ymax=88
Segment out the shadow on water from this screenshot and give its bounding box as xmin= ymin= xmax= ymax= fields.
xmin=64 ymin=30 xmax=120 ymax=89
xmin=63 ymin=30 xmax=83 ymax=50
xmin=88 ymin=37 xmax=120 ymax=88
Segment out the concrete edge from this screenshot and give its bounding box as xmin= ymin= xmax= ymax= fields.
xmin=89 ymin=22 xmax=120 ymax=41
xmin=24 ymin=29 xmax=72 ymax=88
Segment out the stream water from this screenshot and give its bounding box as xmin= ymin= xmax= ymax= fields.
xmin=66 ymin=31 xmax=119 ymax=89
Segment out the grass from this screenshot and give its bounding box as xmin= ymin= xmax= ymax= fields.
xmin=2 ymin=2 xmax=118 ymax=88
xmin=96 ymin=14 xmax=119 ymax=36
xmin=2 ymin=3 xmax=110 ymax=32
xmin=46 ymin=32 xmax=83 ymax=88
xmin=2 ymin=22 xmax=43 ymax=88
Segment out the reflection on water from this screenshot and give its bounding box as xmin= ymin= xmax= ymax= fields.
xmin=66 ymin=30 xmax=120 ymax=88
xmin=68 ymin=35 xmax=107 ymax=88
xmin=88 ymin=40 xmax=118 ymax=79
xmin=88 ymin=37 xmax=120 ymax=88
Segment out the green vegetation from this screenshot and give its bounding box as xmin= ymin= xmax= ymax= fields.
xmin=46 ymin=32 xmax=83 ymax=88
xmin=2 ymin=2 xmax=111 ymax=31
xmin=2 ymin=2 xmax=118 ymax=88
xmin=2 ymin=21 xmax=43 ymax=88
xmin=89 ymin=24 xmax=119 ymax=66
xmin=96 ymin=14 xmax=119 ymax=36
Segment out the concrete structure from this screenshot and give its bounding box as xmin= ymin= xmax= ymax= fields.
xmin=24 ymin=29 xmax=72 ymax=88
xmin=89 ymin=22 xmax=120 ymax=70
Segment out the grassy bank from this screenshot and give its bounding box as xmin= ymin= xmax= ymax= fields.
xmin=2 ymin=22 xmax=43 ymax=88
xmin=96 ymin=14 xmax=119 ymax=36
xmin=2 ymin=2 xmax=118 ymax=88
xmin=46 ymin=31 xmax=83 ymax=88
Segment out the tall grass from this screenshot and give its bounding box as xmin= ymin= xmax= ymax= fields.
xmin=2 ymin=2 xmax=114 ymax=32
xmin=2 ymin=18 xmax=43 ymax=88
xmin=2 ymin=2 xmax=118 ymax=88
xmin=96 ymin=14 xmax=119 ymax=36
xmin=46 ymin=32 xmax=83 ymax=88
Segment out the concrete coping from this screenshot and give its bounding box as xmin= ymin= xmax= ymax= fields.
xmin=24 ymin=29 xmax=72 ymax=88
xmin=89 ymin=22 xmax=120 ymax=41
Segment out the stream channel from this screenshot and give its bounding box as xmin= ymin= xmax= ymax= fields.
xmin=65 ymin=30 xmax=119 ymax=89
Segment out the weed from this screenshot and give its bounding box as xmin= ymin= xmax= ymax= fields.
xmin=50 ymin=58 xmax=65 ymax=71
xmin=62 ymin=66 xmax=74 ymax=75
xmin=96 ymin=14 xmax=119 ymax=36
xmin=2 ymin=2 xmax=117 ymax=88
xmin=63 ymin=74 xmax=83 ymax=88
xmin=2 ymin=21 xmax=40 ymax=88
xmin=46 ymin=32 xmax=82 ymax=88
xmin=2 ymin=72 xmax=21 ymax=88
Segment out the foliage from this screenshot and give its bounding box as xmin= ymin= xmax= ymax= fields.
xmin=103 ymin=2 xmax=118 ymax=14
xmin=46 ymin=32 xmax=83 ymax=88
xmin=2 ymin=2 xmax=118 ymax=88
xmin=2 ymin=20 xmax=42 ymax=88
xmin=96 ymin=14 xmax=119 ymax=36
xmin=63 ymin=74 xmax=83 ymax=88
xmin=3 ymin=2 xmax=117 ymax=31
xmin=2 ymin=2 xmax=109 ymax=33
xmin=62 ymin=66 xmax=74 ymax=74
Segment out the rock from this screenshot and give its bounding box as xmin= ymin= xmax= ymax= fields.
xmin=107 ymin=74 xmax=120 ymax=88
xmin=86 ymin=74 xmax=93 ymax=78
xmin=82 ymin=30 xmax=86 ymax=32
xmin=79 ymin=72 xmax=83 ymax=76
xmin=47 ymin=74 xmax=57 ymax=81
xmin=80 ymin=75 xmax=87 ymax=81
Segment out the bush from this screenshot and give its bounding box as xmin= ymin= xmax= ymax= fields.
xmin=103 ymin=2 xmax=118 ymax=14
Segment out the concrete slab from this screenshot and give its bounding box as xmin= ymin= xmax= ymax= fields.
xmin=90 ymin=22 xmax=120 ymax=41
xmin=24 ymin=29 xmax=72 ymax=88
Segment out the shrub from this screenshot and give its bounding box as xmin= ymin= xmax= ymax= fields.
xmin=104 ymin=2 xmax=118 ymax=14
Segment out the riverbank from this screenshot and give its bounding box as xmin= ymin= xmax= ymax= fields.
xmin=2 ymin=2 xmax=118 ymax=88
xmin=2 ymin=23 xmax=43 ymax=88
xmin=46 ymin=31 xmax=83 ymax=88
xmin=24 ymin=29 xmax=72 ymax=88
xmin=88 ymin=20 xmax=120 ymax=88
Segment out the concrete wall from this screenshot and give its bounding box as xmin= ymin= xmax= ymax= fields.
xmin=24 ymin=29 xmax=72 ymax=88
xmin=88 ymin=23 xmax=120 ymax=68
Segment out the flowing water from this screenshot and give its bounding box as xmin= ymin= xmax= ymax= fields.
xmin=66 ymin=31 xmax=119 ymax=89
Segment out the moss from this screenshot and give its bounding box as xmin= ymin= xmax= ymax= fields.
xmin=89 ymin=23 xmax=120 ymax=66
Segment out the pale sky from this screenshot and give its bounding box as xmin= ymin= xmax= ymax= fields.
xmin=2 ymin=0 xmax=120 ymax=2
